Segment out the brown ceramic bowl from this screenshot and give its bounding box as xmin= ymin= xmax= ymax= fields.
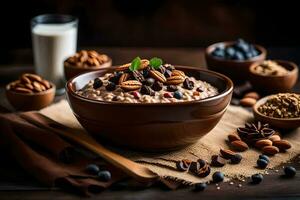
xmin=66 ymin=66 xmax=233 ymax=151
xmin=205 ymin=41 xmax=267 ymax=84
xmin=253 ymin=95 xmax=300 ymax=129
xmin=6 ymin=83 xmax=55 ymax=111
xmin=64 ymin=58 xmax=112 ymax=80
xmin=249 ymin=60 xmax=298 ymax=94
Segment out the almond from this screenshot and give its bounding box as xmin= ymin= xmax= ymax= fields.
xmin=166 ymin=75 xmax=185 ymax=85
xmin=262 ymin=146 xmax=279 ymax=155
xmin=255 ymin=139 xmax=273 ymax=149
xmin=20 ymin=75 xmax=31 ymax=84
xmin=119 ymin=73 xmax=130 ymax=84
xmin=116 ymin=63 xmax=131 ymax=71
xmin=272 ymin=140 xmax=292 ymax=150
xmin=120 ymin=80 xmax=142 ymax=91
xmin=39 ymin=80 xmax=51 ymax=89
xmin=228 ymin=133 xmax=241 ymax=142
xmin=24 ymin=83 xmax=34 ymax=90
xmin=269 ymin=134 xmax=281 ymax=142
xmin=13 ymin=87 xmax=33 ymax=93
xmin=149 ymin=70 xmax=167 ymax=83
xmin=23 ymin=73 xmax=42 ymax=82
xmin=244 ymin=92 xmax=260 ymax=100
xmin=33 ymin=81 xmax=43 ymax=92
xmin=240 ymin=97 xmax=257 ymax=107
xmin=220 ymin=149 xmax=235 ymax=159
xmin=231 ymin=140 xmax=249 ymax=152
xmin=171 ymin=70 xmax=185 ymax=78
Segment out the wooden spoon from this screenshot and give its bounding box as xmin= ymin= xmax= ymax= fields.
xmin=19 ymin=112 xmax=159 ymax=184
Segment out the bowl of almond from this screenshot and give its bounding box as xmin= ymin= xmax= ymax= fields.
xmin=64 ymin=50 xmax=112 ymax=80
xmin=66 ymin=57 xmax=233 ymax=151
xmin=6 ymin=73 xmax=55 ymax=111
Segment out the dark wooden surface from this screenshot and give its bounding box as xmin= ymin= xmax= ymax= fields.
xmin=0 ymin=48 xmax=300 ymax=199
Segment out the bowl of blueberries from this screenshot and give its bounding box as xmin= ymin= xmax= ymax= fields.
xmin=205 ymin=39 xmax=267 ymax=84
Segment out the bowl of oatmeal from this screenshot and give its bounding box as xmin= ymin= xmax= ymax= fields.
xmin=66 ymin=58 xmax=233 ymax=151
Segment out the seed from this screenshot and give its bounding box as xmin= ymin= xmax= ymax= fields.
xmin=284 ymin=166 xmax=296 ymax=177
xmin=230 ymin=154 xmax=242 ymax=164
xmin=240 ymin=97 xmax=256 ymax=107
xmin=228 ymin=134 xmax=241 ymax=142
xmin=251 ymin=174 xmax=263 ymax=184
xmin=272 ymin=140 xmax=292 ymax=151
xmin=255 ymin=139 xmax=273 ymax=149
xmin=193 ymin=182 xmax=207 ymax=192
xmin=212 ymin=172 xmax=224 ymax=183
xmin=259 ymin=154 xmax=270 ymax=162
xmin=257 ymin=159 xmax=268 ymax=169
xmin=262 ymin=146 xmax=279 ymax=156
xmin=86 ymin=164 xmax=100 ymax=175
xmin=231 ymin=140 xmax=249 ymax=152
xmin=98 ymin=170 xmax=112 ymax=182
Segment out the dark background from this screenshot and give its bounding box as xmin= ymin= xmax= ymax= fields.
xmin=1 ymin=0 xmax=299 ymax=64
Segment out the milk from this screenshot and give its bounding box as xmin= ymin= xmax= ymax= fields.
xmin=32 ymin=23 xmax=77 ymax=90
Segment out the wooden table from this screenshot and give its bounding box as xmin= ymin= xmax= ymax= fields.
xmin=0 ymin=48 xmax=300 ymax=199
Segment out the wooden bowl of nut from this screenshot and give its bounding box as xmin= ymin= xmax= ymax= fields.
xmin=64 ymin=50 xmax=112 ymax=80
xmin=66 ymin=57 xmax=233 ymax=151
xmin=249 ymin=60 xmax=298 ymax=94
xmin=6 ymin=73 xmax=55 ymax=111
xmin=253 ymin=93 xmax=300 ymax=129
xmin=205 ymin=39 xmax=267 ymax=84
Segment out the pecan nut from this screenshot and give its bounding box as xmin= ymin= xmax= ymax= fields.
xmin=166 ymin=75 xmax=184 ymax=85
xmin=149 ymin=70 xmax=167 ymax=83
xmin=120 ymin=80 xmax=142 ymax=91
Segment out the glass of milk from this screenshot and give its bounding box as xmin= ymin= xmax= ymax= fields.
xmin=31 ymin=14 xmax=78 ymax=94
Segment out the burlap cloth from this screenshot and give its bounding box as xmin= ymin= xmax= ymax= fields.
xmin=40 ymin=100 xmax=300 ymax=184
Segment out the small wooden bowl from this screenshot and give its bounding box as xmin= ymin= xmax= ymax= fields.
xmin=205 ymin=41 xmax=267 ymax=84
xmin=64 ymin=58 xmax=112 ymax=80
xmin=249 ymin=60 xmax=298 ymax=94
xmin=253 ymin=95 xmax=300 ymax=129
xmin=5 ymin=83 xmax=55 ymax=111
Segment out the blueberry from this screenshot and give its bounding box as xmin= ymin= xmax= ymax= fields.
xmin=167 ymin=85 xmax=178 ymax=92
xmin=251 ymin=173 xmax=263 ymax=184
xmin=257 ymin=159 xmax=268 ymax=169
xmin=244 ymin=52 xmax=253 ymax=59
xmin=106 ymin=82 xmax=116 ymax=91
xmin=93 ymin=78 xmax=103 ymax=89
xmin=86 ymin=164 xmax=100 ymax=175
xmin=236 ymin=42 xmax=250 ymax=53
xmin=225 ymin=47 xmax=235 ymax=58
xmin=284 ymin=166 xmax=296 ymax=177
xmin=259 ymin=155 xmax=270 ymax=163
xmin=212 ymin=49 xmax=225 ymax=58
xmin=142 ymin=68 xmax=150 ymax=77
xmin=233 ymin=51 xmax=245 ymax=60
xmin=193 ymin=182 xmax=207 ymax=191
xmin=250 ymin=45 xmax=259 ymax=57
xmin=212 ymin=171 xmax=224 ymax=183
xmin=98 ymin=170 xmax=112 ymax=182
xmin=230 ymin=154 xmax=242 ymax=164
xmin=143 ymin=78 xmax=155 ymax=87
xmin=237 ymin=38 xmax=246 ymax=44
xmin=173 ymin=91 xmax=183 ymax=99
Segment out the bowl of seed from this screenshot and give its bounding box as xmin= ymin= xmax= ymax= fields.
xmin=253 ymin=93 xmax=300 ymax=129
xmin=249 ymin=60 xmax=298 ymax=94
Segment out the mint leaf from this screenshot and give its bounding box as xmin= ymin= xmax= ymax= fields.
xmin=129 ymin=57 xmax=141 ymax=71
xmin=150 ymin=57 xmax=163 ymax=69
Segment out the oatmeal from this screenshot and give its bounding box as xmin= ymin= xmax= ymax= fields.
xmin=76 ymin=57 xmax=218 ymax=103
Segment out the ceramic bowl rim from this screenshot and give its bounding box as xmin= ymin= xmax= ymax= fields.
xmin=205 ymin=41 xmax=267 ymax=63
xmin=253 ymin=94 xmax=300 ymax=121
xmin=66 ymin=66 xmax=234 ymax=107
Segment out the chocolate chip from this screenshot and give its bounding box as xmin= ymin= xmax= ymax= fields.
xmin=152 ymin=81 xmax=163 ymax=91
xmin=211 ymin=155 xmax=226 ymax=167
xmin=167 ymin=85 xmax=178 ymax=92
xmin=140 ymin=85 xmax=155 ymax=96
xmin=93 ymin=78 xmax=103 ymax=89
xmin=183 ymin=78 xmax=194 ymax=90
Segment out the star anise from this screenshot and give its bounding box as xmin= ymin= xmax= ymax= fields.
xmin=237 ymin=121 xmax=275 ymax=143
